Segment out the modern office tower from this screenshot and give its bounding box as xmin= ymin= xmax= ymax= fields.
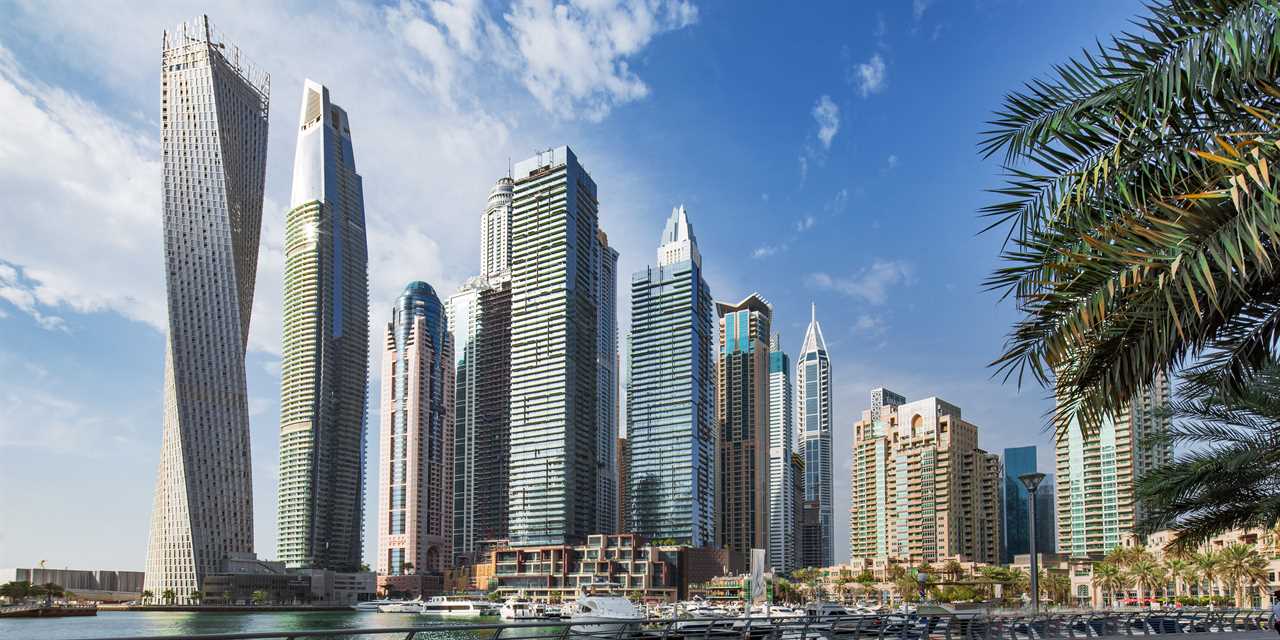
xmin=1001 ymin=446 xmax=1057 ymax=562
xmin=377 ymin=283 xmax=454 ymax=576
xmin=446 ymin=276 xmax=511 ymax=564
xmin=481 ymin=176 xmax=513 ymax=281
xmin=1036 ymin=474 xmax=1057 ymax=554
xmin=716 ymin=294 xmax=773 ymax=556
xmin=595 ymin=230 xmax=620 ymax=535
xmin=276 ymin=80 xmax=369 ymax=571
xmin=849 ymin=392 xmax=1003 ymax=564
xmin=1056 ymin=373 xmax=1172 ymax=558
xmin=767 ymin=334 xmax=797 ymax=571
xmin=508 ymin=146 xmax=611 ymax=546
xmin=796 ymin=304 xmax=834 ymax=568
xmin=626 ymin=206 xmax=716 ymax=547
xmin=618 ymin=435 xmax=630 ymax=532
xmin=145 ymin=16 xmax=269 ymax=601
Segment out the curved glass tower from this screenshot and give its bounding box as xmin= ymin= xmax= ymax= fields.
xmin=145 ymin=15 xmax=269 ymax=601
xmin=276 ymin=80 xmax=369 ymax=571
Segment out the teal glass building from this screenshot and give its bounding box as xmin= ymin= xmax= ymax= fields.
xmin=625 ymin=206 xmax=716 ymax=546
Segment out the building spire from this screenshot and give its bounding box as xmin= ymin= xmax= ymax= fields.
xmin=801 ymin=303 xmax=826 ymax=354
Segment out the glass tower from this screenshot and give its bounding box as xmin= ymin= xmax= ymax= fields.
xmin=767 ymin=335 xmax=797 ymax=571
xmin=626 ymin=206 xmax=715 ymax=546
xmin=145 ymin=15 xmax=269 ymax=601
xmin=716 ymin=294 xmax=773 ymax=555
xmin=275 ymin=80 xmax=369 ymax=571
xmin=797 ymin=304 xmax=833 ymax=568
xmin=507 ymin=146 xmax=611 ymax=545
xmin=1002 ymin=446 xmax=1058 ymax=562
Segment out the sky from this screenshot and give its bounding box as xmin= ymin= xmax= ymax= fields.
xmin=0 ymin=0 xmax=1145 ymax=571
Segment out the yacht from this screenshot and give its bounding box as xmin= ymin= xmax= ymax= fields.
xmin=378 ymin=598 xmax=424 ymax=613
xmin=418 ymin=595 xmax=499 ymax=618
xmin=354 ymin=598 xmax=398 ymax=612
xmin=500 ymin=596 xmax=546 ymax=620
xmin=569 ymin=584 xmax=644 ymax=634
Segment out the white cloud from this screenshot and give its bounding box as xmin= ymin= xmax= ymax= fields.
xmin=505 ymin=0 xmax=699 ymax=121
xmin=751 ymin=243 xmax=785 ymax=259
xmin=913 ymin=0 xmax=932 ymax=21
xmin=0 ymin=261 xmax=67 ymax=331
xmin=852 ymin=313 xmax=887 ymax=336
xmin=798 ymin=155 xmax=809 ymax=183
xmin=807 ymin=259 xmax=914 ymax=305
xmin=828 ymin=187 xmax=849 ymax=214
xmin=854 ymin=53 xmax=887 ymax=97
xmin=795 ymin=215 xmax=816 ymax=232
xmin=0 ymin=386 xmax=141 ymax=456
xmin=812 ymin=94 xmax=839 ymax=149
xmin=887 ymin=154 xmax=899 ymax=169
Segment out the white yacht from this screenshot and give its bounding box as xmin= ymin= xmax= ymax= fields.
xmin=418 ymin=595 xmax=499 ymax=618
xmin=354 ymin=598 xmax=398 ymax=612
xmin=569 ymin=584 xmax=644 ymax=634
xmin=378 ymin=598 xmax=424 ymax=613
xmin=500 ymin=596 xmax=546 ymax=620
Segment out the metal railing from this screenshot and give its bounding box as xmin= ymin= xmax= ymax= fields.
xmin=67 ymin=609 xmax=1276 ymax=640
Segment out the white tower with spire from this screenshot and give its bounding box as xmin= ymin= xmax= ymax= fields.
xmin=796 ymin=303 xmax=834 ymax=568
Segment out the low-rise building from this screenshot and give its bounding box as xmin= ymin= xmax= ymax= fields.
xmin=0 ymin=567 xmax=144 ymax=602
xmin=489 ymin=534 xmax=677 ymax=602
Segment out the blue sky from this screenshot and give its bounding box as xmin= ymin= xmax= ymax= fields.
xmin=0 ymin=0 xmax=1143 ymax=570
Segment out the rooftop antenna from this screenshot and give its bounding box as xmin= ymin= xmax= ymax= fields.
xmin=811 ymin=302 xmax=816 ymax=324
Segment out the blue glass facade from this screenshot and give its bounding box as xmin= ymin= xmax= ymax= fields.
xmin=1002 ymin=446 xmax=1055 ymax=562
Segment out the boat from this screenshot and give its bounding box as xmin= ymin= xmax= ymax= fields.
xmin=418 ymin=595 xmax=499 ymax=618
xmin=500 ymin=596 xmax=546 ymax=620
xmin=378 ymin=598 xmax=424 ymax=613
xmin=569 ymin=583 xmax=644 ymax=634
xmin=354 ymin=598 xmax=398 ymax=612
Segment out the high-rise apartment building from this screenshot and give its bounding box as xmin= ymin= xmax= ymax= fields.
xmin=1055 ymin=373 xmax=1172 ymax=558
xmin=767 ymin=334 xmax=797 ymax=571
xmin=1001 ymin=446 xmax=1056 ymax=562
xmin=849 ymin=391 xmax=1002 ymax=565
xmin=377 ymin=283 xmax=454 ymax=576
xmin=145 ymin=16 xmax=270 ymax=600
xmin=716 ymin=294 xmax=773 ymax=556
xmin=276 ymin=80 xmax=369 ymax=571
xmin=481 ymin=176 xmax=513 ymax=281
xmin=446 ymin=276 xmax=511 ymax=563
xmin=595 ymin=230 xmax=620 ymax=535
xmin=507 ymin=146 xmax=612 ymax=546
xmin=626 ymin=206 xmax=716 ymax=547
xmin=796 ymin=305 xmax=833 ymax=568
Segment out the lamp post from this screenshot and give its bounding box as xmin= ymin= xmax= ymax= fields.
xmin=1019 ymin=472 xmax=1046 ymax=614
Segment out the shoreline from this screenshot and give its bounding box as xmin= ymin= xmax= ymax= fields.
xmin=97 ymin=605 xmax=355 ymax=613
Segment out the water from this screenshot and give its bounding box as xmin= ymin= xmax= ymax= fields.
xmin=0 ymin=610 xmax=535 ymax=640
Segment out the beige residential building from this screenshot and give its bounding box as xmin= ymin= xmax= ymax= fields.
xmin=849 ymin=392 xmax=1002 ymax=565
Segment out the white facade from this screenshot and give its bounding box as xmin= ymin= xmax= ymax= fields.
xmin=797 ymin=305 xmax=834 ymax=567
xmin=145 ymin=15 xmax=270 ymax=601
xmin=481 ymin=176 xmax=513 ymax=281
xmin=767 ymin=334 xmax=797 ymax=572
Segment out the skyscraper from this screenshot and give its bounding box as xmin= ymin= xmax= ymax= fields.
xmin=796 ymin=304 xmax=833 ymax=568
xmin=716 ymin=294 xmax=773 ymax=556
xmin=595 ymin=230 xmax=620 ymax=535
xmin=276 ymin=80 xmax=369 ymax=571
xmin=507 ymin=146 xmax=612 ymax=546
xmin=446 ymin=276 xmax=511 ymax=564
xmin=481 ymin=176 xmax=513 ymax=281
xmin=1001 ymin=446 xmax=1056 ymax=562
xmin=850 ymin=392 xmax=1003 ymax=564
xmin=767 ymin=334 xmax=797 ymax=571
xmin=145 ymin=16 xmax=270 ymax=600
xmin=626 ymin=206 xmax=716 ymax=547
xmin=1056 ymin=373 xmax=1171 ymax=558
xmin=377 ymin=283 xmax=453 ymax=577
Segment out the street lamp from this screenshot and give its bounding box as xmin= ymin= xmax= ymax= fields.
xmin=1019 ymin=472 xmax=1046 ymax=614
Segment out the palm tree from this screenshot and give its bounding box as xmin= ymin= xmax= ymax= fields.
xmin=161 ymin=589 xmax=176 ymax=605
xmin=856 ymin=570 xmax=877 ymax=603
xmin=980 ymin=0 xmax=1280 ymax=437
xmin=1137 ymin=361 xmax=1280 ymax=548
xmin=942 ymin=560 xmax=965 ymax=582
xmin=1092 ymin=562 xmax=1125 ymax=608
xmin=1163 ymin=559 xmax=1193 ymax=597
xmin=251 ymin=590 xmax=269 ymax=605
xmin=1195 ymin=550 xmax=1222 ymax=598
xmin=1218 ymin=543 xmax=1269 ymax=607
xmin=1128 ymin=560 xmax=1167 ymax=603
xmin=141 ymin=589 xmax=154 ymax=604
